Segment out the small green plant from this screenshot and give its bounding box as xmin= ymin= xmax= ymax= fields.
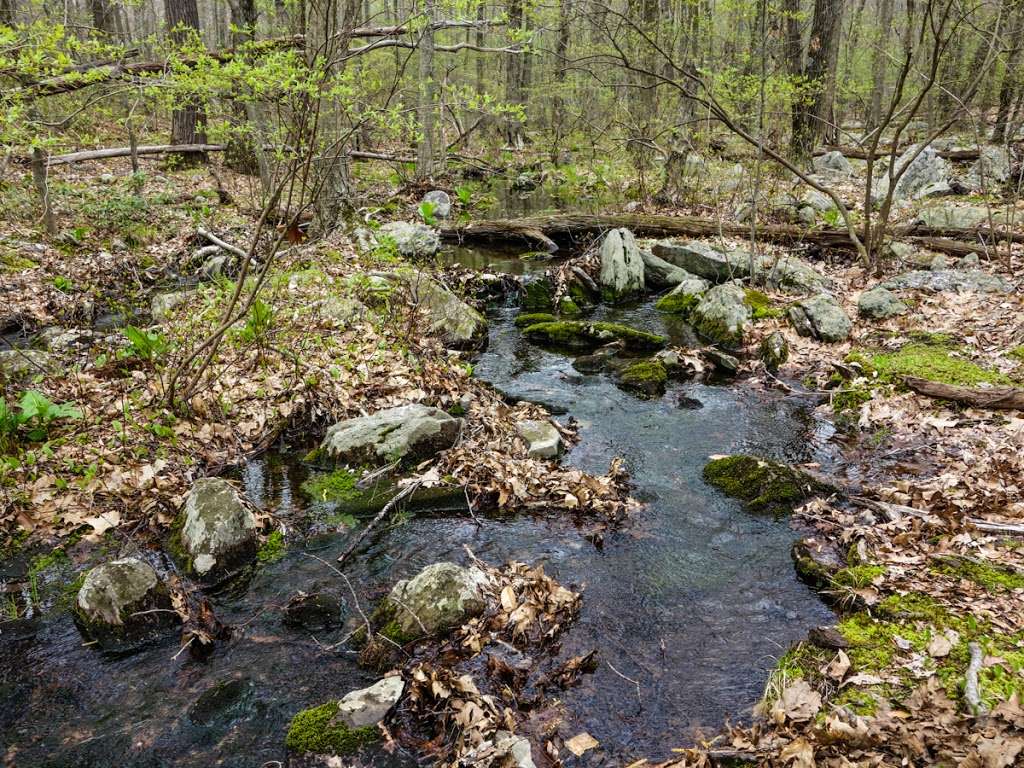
xmin=52 ymin=275 xmax=74 ymax=292
xmin=418 ymin=200 xmax=437 ymax=226
xmin=455 ymin=185 xmax=473 ymax=206
xmin=121 ymin=325 xmax=170 ymax=362
xmin=257 ymin=530 xmax=286 ymax=563
xmin=822 ymin=207 xmax=842 ymax=227
xmin=1 ymin=391 xmax=83 ymax=445
xmin=236 ymin=299 xmax=274 ymax=347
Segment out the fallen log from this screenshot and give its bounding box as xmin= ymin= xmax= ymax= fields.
xmin=440 ymin=213 xmax=1024 ymax=255
xmin=815 ymin=144 xmax=986 ymax=161
xmin=904 ymin=376 xmax=1024 ymax=410
xmin=41 ymin=144 xmax=416 ymax=166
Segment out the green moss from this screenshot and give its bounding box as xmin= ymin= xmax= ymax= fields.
xmin=906 ymin=330 xmax=954 ymax=346
xmin=831 ymin=564 xmax=886 ymax=589
xmin=617 ymin=359 xmax=668 ymax=398
xmin=521 ymin=276 xmax=556 ymax=311
xmin=257 ymin=531 xmax=286 ymax=563
xmin=846 ymin=344 xmax=1012 ymax=387
xmin=931 ymin=556 xmax=1024 ymax=592
xmin=523 ymin=321 xmax=665 ymax=352
xmin=1008 ymin=345 xmax=1024 ymax=362
xmin=693 ymin=312 xmax=744 ymax=348
xmin=302 ymin=468 xmax=361 ymax=502
xmin=838 ymin=613 xmax=929 ymax=673
xmin=744 ymin=289 xmax=784 ymax=320
xmin=831 ymin=685 xmax=883 ymax=716
xmin=28 ymin=548 xmax=69 ymax=578
xmin=285 ymin=701 xmax=380 ymax=754
xmin=514 ymin=312 xmax=557 ymax=328
xmin=654 ymin=291 xmax=700 ymax=314
xmin=702 ymin=455 xmax=828 ymax=513
xmin=1 ymin=252 xmax=38 ymax=272
xmin=558 ymin=296 xmax=582 ymax=316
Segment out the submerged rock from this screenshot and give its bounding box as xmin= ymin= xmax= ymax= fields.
xmin=616 ymin=358 xmax=668 ymax=398
xmin=881 ymin=269 xmax=1011 ymax=294
xmin=690 ymin=282 xmax=751 ymax=348
xmin=702 ymin=455 xmax=829 ymax=514
xmin=514 ymin=312 xmax=557 ymax=328
xmin=858 ymin=286 xmax=908 ymax=319
xmin=283 ymin=591 xmax=344 ymax=631
xmin=175 ymin=478 xmax=258 ymax=581
xmin=759 ymin=331 xmax=789 ymax=371
xmin=517 ymin=419 xmax=562 ymax=459
xmin=378 ymin=221 xmax=440 ymax=258
xmin=75 ymin=558 xmax=178 ymax=651
xmin=403 ymin=273 xmax=487 ymax=349
xmin=378 ymin=562 xmax=489 ymax=642
xmin=188 ymin=677 xmax=255 ymax=726
xmin=787 ymin=294 xmax=852 ymax=342
xmin=598 ymin=228 xmax=645 ymax=302
xmin=792 ymin=537 xmax=845 ymax=590
xmin=522 ymin=320 xmax=665 ymax=352
xmin=319 ymin=404 xmax=462 ymax=466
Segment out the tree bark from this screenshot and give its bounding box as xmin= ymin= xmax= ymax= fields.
xmin=790 ymin=0 xmax=844 ymax=160
xmin=867 ymin=0 xmax=895 ymax=131
xmin=992 ymin=4 xmax=1024 ymax=143
xmin=415 ymin=0 xmax=437 ymax=179
xmin=504 ymin=0 xmax=525 ymax=147
xmin=904 ymin=377 xmax=1024 ymax=410
xmin=165 ymin=0 xmax=207 ymax=163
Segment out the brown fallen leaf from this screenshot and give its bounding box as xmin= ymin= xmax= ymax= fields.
xmin=565 ymin=732 xmax=599 ymax=756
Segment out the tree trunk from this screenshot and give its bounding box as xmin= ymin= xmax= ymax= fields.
xmin=867 ymin=0 xmax=894 ymax=131
xmin=165 ymin=0 xmax=207 ymax=164
xmin=31 ymin=147 xmax=56 ymax=235
xmin=224 ymin=0 xmax=263 ymax=177
xmin=90 ymin=0 xmax=124 ymax=38
xmin=992 ymin=5 xmax=1024 ymax=143
xmin=504 ymin=0 xmax=525 ymax=148
xmin=415 ymin=0 xmax=437 ymax=179
xmin=790 ymin=0 xmax=844 ymax=161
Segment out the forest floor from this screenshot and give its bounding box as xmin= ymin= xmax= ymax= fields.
xmin=1 ymin=148 xmax=1023 ymax=767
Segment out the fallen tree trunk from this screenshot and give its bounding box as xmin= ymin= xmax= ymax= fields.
xmin=440 ymin=213 xmax=1024 ymax=254
xmin=814 ymin=144 xmax=987 ymax=161
xmin=42 ymin=144 xmax=417 ymax=166
xmin=904 ymin=376 xmax=1024 ymax=410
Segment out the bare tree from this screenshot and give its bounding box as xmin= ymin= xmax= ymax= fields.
xmin=791 ymin=0 xmax=844 ymax=159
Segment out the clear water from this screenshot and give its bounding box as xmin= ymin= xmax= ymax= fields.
xmin=0 ymin=243 xmax=835 ymax=766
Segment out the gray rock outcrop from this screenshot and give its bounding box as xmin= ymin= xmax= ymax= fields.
xmin=857 ymin=286 xmax=908 ymax=319
xmin=872 ymin=144 xmax=950 ymax=203
xmin=640 ymin=247 xmax=695 ymax=288
xmin=813 ymin=151 xmax=853 ymax=175
xmin=319 ymin=404 xmax=462 ymax=466
xmin=787 ymin=294 xmax=852 ymax=342
xmin=378 ymin=221 xmax=441 ymax=258
xmin=599 ymin=228 xmax=645 ymax=302
xmin=881 ymin=269 xmax=1012 ymax=294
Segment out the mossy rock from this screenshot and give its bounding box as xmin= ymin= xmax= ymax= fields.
xmin=514 ymin=312 xmax=557 ymax=328
xmin=616 ymin=359 xmax=668 ymax=399
xmin=285 ymin=701 xmax=380 ymax=755
xmin=655 ymin=291 xmax=700 ymax=315
xmin=523 ymin=320 xmax=665 ymax=352
xmin=846 ymin=343 xmax=1012 ymax=388
xmin=703 ymin=455 xmax=830 ymax=513
xmin=744 ymin=289 xmax=784 ymax=320
xmin=791 ymin=537 xmax=844 ymax=589
xmin=521 ymin=274 xmax=556 ymax=311
xmin=558 ymin=296 xmax=583 ymax=316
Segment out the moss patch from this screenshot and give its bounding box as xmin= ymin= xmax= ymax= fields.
xmin=523 ymin=321 xmax=665 ymax=352
xmin=847 ymin=344 xmax=1012 ymax=387
xmin=617 ymin=359 xmax=668 ymax=399
xmin=257 ymin=531 xmax=286 ymax=563
xmin=654 ymin=291 xmax=700 ymax=315
xmin=300 ymin=468 xmax=393 ymax=516
xmin=744 ymin=289 xmax=784 ymax=320
xmin=514 ymin=312 xmax=557 ymax=328
xmin=931 ymin=556 xmax=1024 ymax=592
xmin=702 ymin=455 xmax=828 ymax=513
xmin=831 ymin=563 xmax=886 ymax=589
xmin=285 ymin=701 xmax=380 ymax=755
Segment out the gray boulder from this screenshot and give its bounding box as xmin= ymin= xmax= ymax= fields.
xmin=640 ymin=247 xmax=695 ymax=288
xmin=336 ymin=677 xmax=405 ymax=729
xmin=788 ymin=294 xmax=852 ymax=342
xmin=881 ymin=269 xmax=1012 ymax=294
xmin=517 ymin=420 xmax=562 ymax=459
xmin=177 ymin=478 xmax=258 ymax=581
xmin=654 ymin=274 xmax=711 ymax=314
xmin=422 ymin=190 xmax=452 ymax=219
xmin=151 ymin=290 xmax=196 ymax=323
xmin=873 ymin=145 xmax=951 ymax=203
xmin=599 ymin=228 xmax=645 ymax=302
xmin=200 ymin=253 xmax=230 ymax=279
xmin=0 ymin=349 xmax=52 ymax=379
xmin=813 ymin=151 xmax=853 ymax=175
xmin=691 ymin=282 xmax=751 ymax=348
xmin=378 ymin=221 xmax=441 ymax=258
xmin=917 ymin=203 xmax=990 ymax=229
xmin=759 ymin=331 xmax=789 ymax=371
xmin=402 ymin=273 xmax=487 ymax=349
xmin=317 ymin=296 xmax=368 ymax=326
xmin=802 ymin=189 xmax=836 ymax=212
xmin=320 ymin=404 xmax=462 ymax=466
xmin=916 ymin=180 xmax=954 ymax=200
xmin=857 ymin=286 xmax=908 ymax=319
xmin=965 ymin=146 xmax=1010 ymax=191
xmin=652 ymin=240 xmax=745 ymax=283
xmin=383 ymin=562 xmax=489 ymax=640
xmin=75 ymin=558 xmax=178 ymax=650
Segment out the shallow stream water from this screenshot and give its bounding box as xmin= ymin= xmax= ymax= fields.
xmin=2 ymin=220 xmax=836 ymax=766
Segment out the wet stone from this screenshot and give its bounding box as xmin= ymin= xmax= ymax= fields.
xmin=283 ymin=591 xmax=344 ymax=631
xmin=319 ymin=404 xmax=463 ymax=467
xmin=791 ymin=537 xmax=845 ymax=589
xmin=188 ymin=677 xmax=255 ymax=726
xmin=176 ymin=478 xmax=258 ymax=582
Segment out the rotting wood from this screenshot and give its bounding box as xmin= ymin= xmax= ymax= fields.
xmin=903 ymin=376 xmax=1024 ymax=410
xmin=440 ymin=213 xmax=1024 ymax=255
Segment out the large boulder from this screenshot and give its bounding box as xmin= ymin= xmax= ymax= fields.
xmin=517 ymin=419 xmax=562 ymax=459
xmin=690 ymin=282 xmax=751 ymax=348
xmin=421 ymin=190 xmax=452 ymax=219
xmin=75 ymin=558 xmax=178 ymax=651
xmin=319 ymin=404 xmax=462 ymax=466
xmin=916 ymin=203 xmax=990 ymax=229
xmin=378 ymin=221 xmax=441 ymax=258
xmin=175 ymin=478 xmax=259 ymax=581
xmin=598 ymin=228 xmax=645 ymax=302
xmin=652 ymin=240 xmax=745 ymax=283
xmin=858 ymin=286 xmax=908 ymax=319
xmin=881 ymin=269 xmax=1012 ymax=294
xmin=872 ymin=144 xmax=950 ymax=203
xmin=0 ymin=349 xmax=52 ymax=380
xmin=654 ymin=275 xmax=710 ymax=314
xmin=640 ymin=246 xmax=696 ymax=289
xmin=787 ymin=294 xmax=852 ymax=342
xmin=965 ymin=146 xmax=1010 ymax=191
xmin=403 ymin=273 xmax=487 ymax=349
xmin=813 ymin=151 xmax=853 ymax=175
xmin=379 ymin=562 xmax=489 ymax=641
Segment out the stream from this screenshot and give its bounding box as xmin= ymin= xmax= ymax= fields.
xmin=2 ymin=198 xmax=837 ymax=765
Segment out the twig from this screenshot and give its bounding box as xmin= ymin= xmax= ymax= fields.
xmin=964 ymin=641 xmax=988 ymax=716
xmin=197 ymin=227 xmax=248 ymax=260
xmin=607 ymin=661 xmax=642 ymax=707
xmin=336 ymin=479 xmax=423 ymax=566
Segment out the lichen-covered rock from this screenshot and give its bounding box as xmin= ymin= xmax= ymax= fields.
xmin=690 ymin=282 xmax=751 ymax=348
xmin=319 ymin=404 xmax=462 ymax=466
xmin=787 ymin=294 xmax=852 ymax=342
xmin=0 ymin=349 xmax=53 ymax=380
xmin=802 ymin=188 xmax=836 ymax=212
xmin=337 ymin=677 xmax=405 ymax=728
xmin=378 ymin=221 xmax=441 ymax=258
xmin=881 ymin=269 xmax=1012 ymax=294
xmin=702 ymin=455 xmax=829 ymax=514
xmin=422 ymin=190 xmax=452 ymax=219
xmin=640 ymin=247 xmax=696 ymax=289
xmin=703 ymin=348 xmax=740 ymax=374
xmin=652 ymin=240 xmax=743 ymax=283
xmin=872 ymin=144 xmax=950 ymax=203
xmin=380 ymin=562 xmax=489 ymax=641
xmin=598 ymin=228 xmax=645 ymax=302
xmin=858 ymin=286 xmax=908 ymax=319
xmin=517 ymin=419 xmax=562 ymax=459
xmin=403 ymin=273 xmax=487 ymax=349
xmin=151 ymin=290 xmax=196 ymax=323
xmin=522 ymin=320 xmax=665 ymax=352
xmin=813 ymin=151 xmax=852 ymax=175
xmin=965 ymin=145 xmax=1010 ymax=191
xmin=176 ymin=478 xmax=258 ymax=581
xmin=654 ymin=275 xmax=710 ymax=314
xmin=75 ymin=558 xmax=178 ymax=650
xmin=317 ymin=296 xmax=368 ymax=326
xmin=792 ymin=537 xmax=845 ymax=589
xmin=616 ymin=359 xmax=668 ymax=399
xmin=916 ymin=203 xmax=990 ymax=229
xmin=759 ymin=331 xmax=789 ymax=371
xmin=285 ymin=700 xmax=382 ymax=756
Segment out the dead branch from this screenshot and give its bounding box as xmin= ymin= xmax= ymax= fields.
xmin=336 ymin=479 xmax=424 ymax=567
xmin=965 ymin=641 xmax=987 ymax=716
xmin=903 ymin=377 xmax=1024 ymax=410
xmin=197 ymin=228 xmax=248 ymax=260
